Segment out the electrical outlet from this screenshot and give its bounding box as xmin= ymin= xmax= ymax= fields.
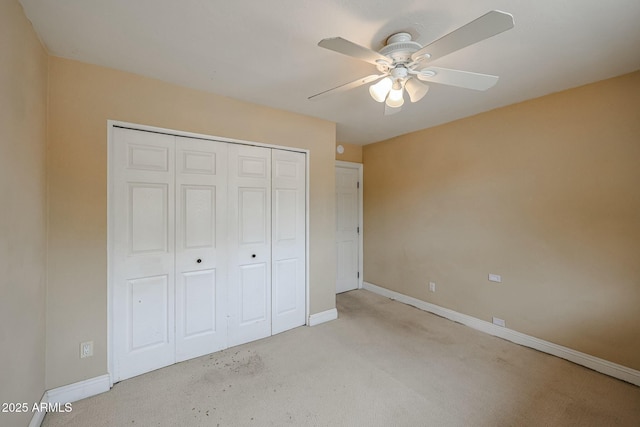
xmin=80 ymin=341 xmax=93 ymax=359
xmin=488 ymin=274 xmax=502 ymax=283
xmin=429 ymin=281 xmax=436 ymax=292
xmin=492 ymin=317 xmax=506 ymax=327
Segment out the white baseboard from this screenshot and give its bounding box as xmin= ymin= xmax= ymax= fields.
xmin=363 ymin=281 xmax=640 ymax=387
xmin=46 ymin=374 xmax=111 ymax=405
xmin=308 ymin=308 xmax=338 ymax=326
xmin=29 ymin=375 xmax=111 ymax=426
xmin=28 ymin=392 xmax=48 ymax=427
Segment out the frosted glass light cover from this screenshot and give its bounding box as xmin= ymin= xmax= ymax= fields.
xmin=369 ymin=77 xmax=392 ymax=102
xmin=385 ymin=87 xmax=404 ymax=108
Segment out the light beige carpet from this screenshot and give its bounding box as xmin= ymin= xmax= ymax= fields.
xmin=43 ymin=290 xmax=640 ymax=426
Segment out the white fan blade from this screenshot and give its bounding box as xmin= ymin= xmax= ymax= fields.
xmin=384 ymin=102 xmax=402 ymax=115
xmin=404 ymin=78 xmax=430 ymax=102
xmin=308 ymin=74 xmax=385 ymax=101
xmin=417 ymin=67 xmax=499 ymax=91
xmin=318 ymin=37 xmax=391 ymax=66
xmin=411 ymin=10 xmax=514 ymax=63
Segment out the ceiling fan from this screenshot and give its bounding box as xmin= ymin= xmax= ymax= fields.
xmin=309 ymin=10 xmax=514 ymax=115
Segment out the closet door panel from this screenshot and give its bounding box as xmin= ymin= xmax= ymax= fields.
xmin=271 ymin=150 xmax=307 ymax=334
xmin=175 ymin=137 xmax=228 ymax=362
xmin=228 ymin=144 xmax=272 ymax=346
xmin=112 ymin=127 xmax=176 ymax=382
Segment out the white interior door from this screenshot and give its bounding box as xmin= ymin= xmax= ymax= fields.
xmin=227 ymin=144 xmax=272 ymax=347
xmin=271 ymin=150 xmax=306 ymax=334
xmin=336 ymin=165 xmax=360 ymax=293
xmin=112 ymin=128 xmax=176 ymax=381
xmin=174 ymin=137 xmax=228 ymax=362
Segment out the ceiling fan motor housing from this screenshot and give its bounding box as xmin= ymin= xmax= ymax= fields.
xmin=378 ymin=32 xmax=422 ymax=68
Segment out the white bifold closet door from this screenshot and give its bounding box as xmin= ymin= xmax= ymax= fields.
xmin=112 ymin=127 xmax=306 ymax=382
xmin=174 ymin=137 xmax=229 ymax=362
xmin=227 ymin=144 xmax=272 ymax=347
xmin=271 ymin=149 xmax=306 ymax=334
xmin=112 ymin=128 xmax=177 ymax=380
xmin=222 ymin=145 xmax=307 ymax=346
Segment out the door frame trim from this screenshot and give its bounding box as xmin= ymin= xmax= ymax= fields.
xmin=107 ymin=120 xmax=310 ymax=385
xmin=335 ymin=160 xmax=363 ymax=290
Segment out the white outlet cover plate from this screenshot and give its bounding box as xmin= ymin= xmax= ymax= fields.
xmin=492 ymin=317 xmax=506 ymax=327
xmin=80 ymin=341 xmax=93 ymax=358
xmin=488 ymin=274 xmax=502 ymax=283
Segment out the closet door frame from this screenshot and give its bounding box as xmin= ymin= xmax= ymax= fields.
xmin=107 ymin=120 xmax=310 ymax=386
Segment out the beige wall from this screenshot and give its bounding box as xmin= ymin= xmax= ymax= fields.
xmin=46 ymin=57 xmax=336 ymax=389
xmin=336 ymin=142 xmax=363 ymax=163
xmin=363 ymin=71 xmax=640 ymax=370
xmin=0 ymin=1 xmax=48 ymax=425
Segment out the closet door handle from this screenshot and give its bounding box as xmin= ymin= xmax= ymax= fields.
xmin=251 ymin=254 xmax=256 ymax=259
xmin=196 ymin=258 xmax=202 ymax=264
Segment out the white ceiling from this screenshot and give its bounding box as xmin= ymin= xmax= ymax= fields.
xmin=20 ymin=0 xmax=640 ymax=145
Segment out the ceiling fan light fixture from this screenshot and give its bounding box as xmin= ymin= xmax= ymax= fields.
xmin=405 ymin=78 xmax=429 ymax=102
xmin=369 ymin=76 xmax=392 ymax=102
xmin=311 ymin=10 xmax=515 ymax=114
xmin=385 ymin=81 xmax=404 ymax=108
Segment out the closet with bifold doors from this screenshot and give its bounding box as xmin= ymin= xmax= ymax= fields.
xmin=110 ymin=126 xmax=306 ymax=382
